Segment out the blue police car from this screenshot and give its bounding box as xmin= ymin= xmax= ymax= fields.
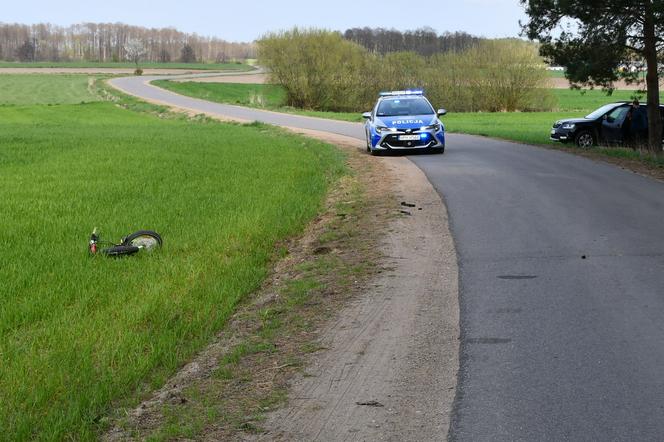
xmin=362 ymin=90 xmax=447 ymax=155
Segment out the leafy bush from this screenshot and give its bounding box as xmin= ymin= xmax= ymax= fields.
xmin=425 ymin=40 xmax=554 ymax=112
xmin=259 ymin=29 xmax=377 ymax=112
xmin=259 ymin=30 xmax=554 ymax=113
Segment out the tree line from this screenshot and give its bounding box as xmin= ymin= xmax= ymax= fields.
xmin=343 ymin=27 xmax=482 ymax=56
xmin=0 ymin=22 xmax=256 ymax=63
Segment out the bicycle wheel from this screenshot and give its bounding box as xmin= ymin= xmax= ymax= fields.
xmin=122 ymin=230 xmax=163 ymax=251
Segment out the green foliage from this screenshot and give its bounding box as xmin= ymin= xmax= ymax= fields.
xmin=258 ymin=29 xmax=552 ymax=113
xmin=425 ymin=39 xmax=554 ymax=112
xmin=15 ymin=40 xmax=35 ymax=62
xmin=521 ymin=0 xmax=663 ymax=87
xmin=180 ymin=44 xmax=196 ymax=63
xmin=0 ymin=76 xmax=345 ymax=440
xmin=259 ymin=29 xmax=375 ymax=112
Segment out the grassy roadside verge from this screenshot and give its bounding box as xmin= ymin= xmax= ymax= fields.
xmin=0 ymin=75 xmax=346 ymax=440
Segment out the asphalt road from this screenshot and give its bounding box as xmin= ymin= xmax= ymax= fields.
xmin=111 ymin=75 xmax=664 ymax=441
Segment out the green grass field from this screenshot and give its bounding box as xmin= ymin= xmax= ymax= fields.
xmin=152 ymin=81 xmax=361 ymax=122
xmin=0 ymin=76 xmax=344 ymax=440
xmin=0 ymin=61 xmax=252 ymax=70
xmin=0 ymin=74 xmax=102 ymax=104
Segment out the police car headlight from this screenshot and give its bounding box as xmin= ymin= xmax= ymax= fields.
xmin=376 ymin=126 xmax=395 ymax=133
xmin=420 ymin=123 xmax=441 ymax=131
xmin=561 ymin=123 xmax=576 ymax=129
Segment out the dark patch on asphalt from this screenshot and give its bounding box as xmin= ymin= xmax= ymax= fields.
xmin=466 ymin=338 xmax=512 ymax=344
xmin=494 ymin=307 xmax=523 ymax=314
xmin=497 ymin=275 xmax=538 ymax=280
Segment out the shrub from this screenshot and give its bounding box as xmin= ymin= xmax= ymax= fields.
xmin=424 ymin=40 xmax=554 ymax=112
xmin=259 ymin=28 xmax=377 ymax=112
xmin=259 ymin=29 xmax=554 ymax=113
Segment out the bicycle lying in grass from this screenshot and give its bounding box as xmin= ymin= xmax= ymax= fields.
xmin=89 ymin=228 xmax=162 ymax=256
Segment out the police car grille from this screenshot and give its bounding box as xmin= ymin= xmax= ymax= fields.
xmin=382 ymin=134 xmax=429 ymax=147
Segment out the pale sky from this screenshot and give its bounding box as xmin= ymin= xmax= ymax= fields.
xmin=4 ymin=0 xmax=528 ymax=42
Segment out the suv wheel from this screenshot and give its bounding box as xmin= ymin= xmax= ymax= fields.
xmin=575 ymin=131 xmax=595 ymax=149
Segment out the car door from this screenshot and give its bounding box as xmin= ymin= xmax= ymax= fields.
xmin=601 ymin=105 xmax=630 ymax=143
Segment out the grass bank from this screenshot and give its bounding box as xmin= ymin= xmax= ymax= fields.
xmin=0 ymin=75 xmax=345 ymax=440
xmin=152 ymin=81 xmax=360 ymax=122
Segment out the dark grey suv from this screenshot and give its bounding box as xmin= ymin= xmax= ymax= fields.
xmin=550 ymin=102 xmax=664 ymax=148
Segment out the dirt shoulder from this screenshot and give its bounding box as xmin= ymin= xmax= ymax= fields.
xmin=253 ymin=131 xmax=459 ymax=442
xmin=103 ymin=81 xmax=459 ymax=441
xmin=548 ymin=76 xmax=664 ymax=90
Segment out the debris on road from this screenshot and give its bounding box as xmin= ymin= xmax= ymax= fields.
xmin=355 ymin=400 xmax=384 ymax=407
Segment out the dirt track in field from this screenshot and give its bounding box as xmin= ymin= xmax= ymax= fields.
xmin=548 ymin=77 xmax=662 ymax=90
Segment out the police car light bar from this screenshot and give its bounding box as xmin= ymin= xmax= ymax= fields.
xmin=379 ymin=89 xmax=424 ymax=97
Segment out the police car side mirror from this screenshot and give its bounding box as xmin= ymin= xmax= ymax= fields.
xmin=362 ymin=112 xmax=372 ymax=120
xmin=437 ymin=109 xmax=447 ymax=116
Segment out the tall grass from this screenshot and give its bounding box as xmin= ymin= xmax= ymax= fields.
xmin=0 ymin=88 xmax=344 ymax=439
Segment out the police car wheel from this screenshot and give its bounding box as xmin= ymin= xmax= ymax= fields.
xmin=431 ymin=147 xmax=444 ymax=154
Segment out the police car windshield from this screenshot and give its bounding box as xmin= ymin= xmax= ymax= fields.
xmin=376 ymin=98 xmax=434 ymax=117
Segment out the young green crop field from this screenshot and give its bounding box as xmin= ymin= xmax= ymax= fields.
xmin=0 ymin=74 xmax=102 ymax=104
xmin=0 ymin=75 xmax=344 ymax=440
xmin=0 ymin=61 xmax=252 ymax=70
